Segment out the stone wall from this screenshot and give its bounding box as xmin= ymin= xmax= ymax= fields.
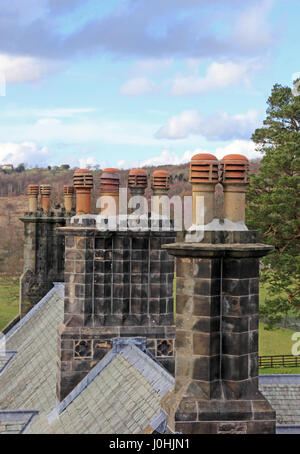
xmin=57 ymin=218 xmax=176 ymax=401
xmin=19 ymin=211 xmax=70 ymax=317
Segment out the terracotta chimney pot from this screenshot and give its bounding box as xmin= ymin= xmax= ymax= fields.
xmin=99 ymin=168 xmax=120 ymax=215
xmin=73 ymin=169 xmax=94 ymax=215
xmin=151 ymin=170 xmax=170 ymax=195
xmin=27 ymin=184 xmax=39 ymax=212
xmin=151 ymin=170 xmax=170 ymax=217
xmin=63 ymin=185 xmax=74 ymax=213
xmin=221 ymin=154 xmax=249 ymax=223
xmin=40 ymin=184 xmax=51 ymax=212
xmin=189 ymin=153 xmax=219 ymax=225
xmin=128 ymin=168 xmax=147 ymax=195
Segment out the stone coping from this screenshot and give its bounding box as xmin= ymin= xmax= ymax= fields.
xmin=259 ymin=374 xmax=300 ymax=384
xmin=162 ymin=242 xmax=274 ymax=258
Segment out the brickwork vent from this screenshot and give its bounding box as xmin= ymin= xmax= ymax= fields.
xmin=152 ymin=170 xmax=170 ymax=190
xmin=128 ymin=168 xmax=147 ymax=190
xmin=221 ymin=154 xmax=249 ymax=184
xmin=100 ymin=168 xmax=120 ymax=194
xmin=189 ymin=153 xmax=219 ymax=184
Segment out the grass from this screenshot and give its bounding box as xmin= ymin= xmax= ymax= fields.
xmin=259 ymin=322 xmax=300 ymax=374
xmin=259 ymin=284 xmax=300 ymax=373
xmin=0 ymin=276 xmax=19 ymax=331
xmin=259 ymin=367 xmax=300 ymax=374
xmin=259 ymin=323 xmax=297 ymax=356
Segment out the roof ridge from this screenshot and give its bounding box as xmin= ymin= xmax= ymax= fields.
xmin=3 ymin=283 xmax=64 ymax=340
xmin=118 ymin=343 xmax=174 ymax=396
xmin=47 ymin=339 xmax=174 ymax=424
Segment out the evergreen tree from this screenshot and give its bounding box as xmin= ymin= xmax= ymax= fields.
xmin=247 ymin=81 xmax=300 ymax=328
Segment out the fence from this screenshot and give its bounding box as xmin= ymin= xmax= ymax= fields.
xmin=259 ymin=355 xmax=300 ymax=369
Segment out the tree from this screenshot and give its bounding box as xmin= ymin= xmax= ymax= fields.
xmin=15 ymin=163 xmax=25 ymax=173
xmin=247 ymin=81 xmax=300 ymax=328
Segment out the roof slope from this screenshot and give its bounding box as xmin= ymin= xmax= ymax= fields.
xmin=260 ymin=376 xmax=300 ymax=425
xmin=0 ymin=283 xmax=174 ymax=434
xmin=0 ymin=411 xmax=38 ymax=434
xmin=0 ymin=283 xmax=64 ymax=413
xmin=27 ymin=343 xmax=174 ymax=434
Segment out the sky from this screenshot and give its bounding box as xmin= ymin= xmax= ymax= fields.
xmin=0 ymin=0 xmax=299 ymax=169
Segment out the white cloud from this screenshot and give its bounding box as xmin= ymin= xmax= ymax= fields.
xmin=141 ymin=149 xmax=194 ymax=167
xmin=111 ymin=140 xmax=259 ymax=169
xmin=234 ymin=0 xmax=275 ymax=52
xmin=0 ymin=117 xmax=161 ymax=147
xmin=130 ymin=58 xmax=172 ymax=75
xmin=35 ymin=118 xmax=62 ymax=127
xmin=214 ymin=140 xmax=258 ymax=160
xmin=0 ymin=53 xmax=63 ymax=84
xmin=120 ymin=77 xmax=156 ymax=96
xmin=0 ymin=142 xmax=50 ymax=166
xmin=155 ymin=109 xmax=260 ymax=141
xmin=3 ymin=107 xmax=96 ymax=118
xmin=78 ymin=156 xmax=100 ymax=169
xmin=170 ymin=60 xmax=260 ymax=96
xmin=292 ymin=72 xmax=300 ymax=83
xmin=142 ymin=142 xmax=259 ymax=166
xmin=115 ymin=149 xmax=194 ymax=169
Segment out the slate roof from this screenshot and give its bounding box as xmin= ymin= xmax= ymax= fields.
xmin=1 ymin=282 xmax=299 ymax=434
xmin=259 ymin=375 xmax=300 ymax=426
xmin=0 ymin=411 xmax=38 ymax=434
xmin=0 ymin=283 xmax=64 ymax=414
xmin=0 ymin=283 xmax=174 ymax=434
xmin=27 ymin=343 xmax=174 ymax=434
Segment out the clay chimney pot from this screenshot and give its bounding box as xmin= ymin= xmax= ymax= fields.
xmin=128 ymin=168 xmax=147 ymax=192
xmin=27 ymin=184 xmax=39 ymax=212
xmin=152 ymin=170 xmax=170 ymax=190
xmin=190 ymin=153 xmax=219 ymax=184
xmin=73 ymin=169 xmax=93 ymax=215
xmin=40 ymin=184 xmax=51 ymax=212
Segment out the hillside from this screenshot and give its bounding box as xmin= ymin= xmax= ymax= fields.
xmin=0 ymin=159 xmax=261 ymax=275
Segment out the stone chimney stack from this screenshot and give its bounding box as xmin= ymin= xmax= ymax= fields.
xmin=63 ymin=186 xmax=74 ymax=213
xmin=189 ymin=153 xmax=219 ymax=225
xmin=162 ymin=154 xmax=276 ymax=435
xmin=99 ymin=168 xmax=120 ymax=216
xmin=27 ymin=184 xmax=39 ymax=212
xmin=73 ymin=169 xmax=93 ymax=215
xmin=128 ymin=168 xmax=147 ymax=196
xmin=40 ymin=184 xmax=51 ymax=212
xmin=57 ymin=166 xmax=176 ymax=402
xmin=221 ymin=154 xmax=249 ymax=224
xmin=20 ymin=184 xmax=70 ymax=317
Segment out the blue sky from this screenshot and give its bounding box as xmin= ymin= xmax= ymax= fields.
xmin=0 ymin=0 xmax=299 ymax=169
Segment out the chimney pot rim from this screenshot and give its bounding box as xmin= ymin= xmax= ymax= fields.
xmin=221 ymin=154 xmax=249 ymax=163
xmin=191 ymin=153 xmax=218 ymax=162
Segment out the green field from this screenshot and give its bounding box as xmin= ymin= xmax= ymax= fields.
xmin=259 ymin=322 xmax=300 ymax=374
xmin=0 ymin=276 xmax=20 ymax=331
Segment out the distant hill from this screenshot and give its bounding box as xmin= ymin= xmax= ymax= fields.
xmin=0 ymin=159 xmax=261 ymax=199
xmin=0 ymin=159 xmax=261 ymax=275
